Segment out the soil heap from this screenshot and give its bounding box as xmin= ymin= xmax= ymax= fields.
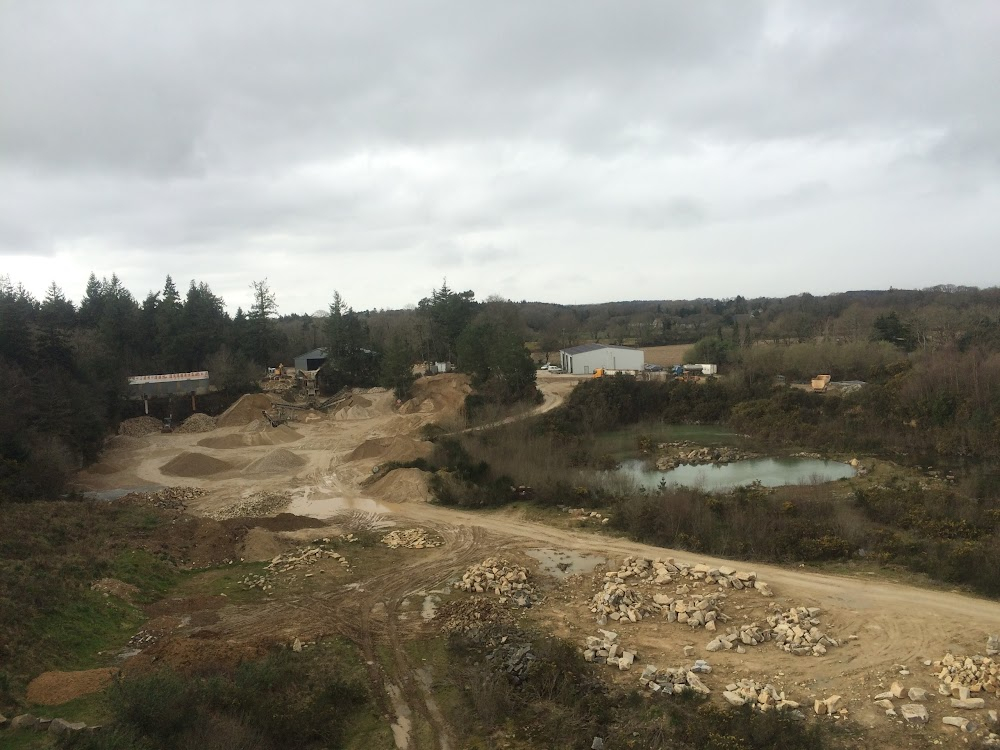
xmin=243 ymin=448 xmax=307 ymax=476
xmin=216 ymin=394 xmax=274 ymax=428
xmin=118 ymin=416 xmax=162 ymax=437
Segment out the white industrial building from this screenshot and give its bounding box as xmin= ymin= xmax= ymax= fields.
xmin=559 ymin=344 xmax=645 ymax=375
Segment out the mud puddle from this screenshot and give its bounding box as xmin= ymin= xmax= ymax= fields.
xmin=525 ymin=547 xmax=608 ymax=578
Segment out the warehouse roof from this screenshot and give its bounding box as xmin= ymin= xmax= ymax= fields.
xmin=560 ymin=343 xmax=641 ymax=355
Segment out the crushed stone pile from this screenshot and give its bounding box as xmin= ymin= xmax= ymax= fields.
xmin=436 ymin=597 xmax=517 ymax=636
xmin=380 ymin=528 xmax=442 ymax=549
xmin=242 ymin=448 xmax=307 ymax=476
xmin=174 ymin=413 xmax=217 ymax=434
xmin=590 ymin=581 xmax=666 ymax=624
xmin=118 ymin=416 xmax=162 ymax=437
xmin=605 ymin=555 xmax=772 ymax=595
xmin=240 ymin=539 xmax=350 ymax=592
xmin=582 ymin=629 xmax=638 ymax=671
xmin=162 ymin=452 xmax=233 ymax=477
xmin=454 ymin=557 xmax=534 ymax=607
xmin=207 ymin=491 xmax=291 ymax=521
xmin=722 ymin=678 xmax=803 ymax=715
xmin=117 ymin=486 xmax=206 ymax=510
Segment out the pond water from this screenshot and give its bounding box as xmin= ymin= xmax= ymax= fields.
xmin=617 ymin=457 xmax=857 ymax=493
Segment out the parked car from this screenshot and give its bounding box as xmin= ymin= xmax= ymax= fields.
xmin=543 ymin=365 xmax=564 ymax=373
xmin=644 ymin=364 xmax=664 ymax=372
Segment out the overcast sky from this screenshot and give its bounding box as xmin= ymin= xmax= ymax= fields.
xmin=1 ymin=1 xmax=998 ymax=314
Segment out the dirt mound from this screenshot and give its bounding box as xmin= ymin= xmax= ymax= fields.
xmin=243 ymin=448 xmax=307 ymax=476
xmin=348 ymin=436 xmax=434 ymax=463
xmin=104 ymin=435 xmax=146 ymax=451
xmin=118 ymin=416 xmax=162 ymax=437
xmin=216 ymin=394 xmax=274 ymax=428
xmin=123 ymin=636 xmax=268 ymax=677
xmin=198 ymin=426 xmax=301 ymax=450
xmin=270 ymin=425 xmax=302 ymax=443
xmin=241 ymin=528 xmax=285 ymax=562
xmin=223 ymin=513 xmax=327 ymax=533
xmin=399 ymin=373 xmax=471 ymax=415
xmin=198 ymin=433 xmax=249 ymax=449
xmin=175 ymin=413 xmax=217 ymax=434
xmin=162 ymin=452 xmax=233 ymax=478
xmin=26 ymin=668 xmax=118 ymax=705
xmin=367 ymin=468 xmax=433 ymax=502
xmin=145 ymin=514 xmax=246 ymax=568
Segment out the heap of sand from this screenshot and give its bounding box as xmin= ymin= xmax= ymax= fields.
xmin=348 ymin=436 xmax=434 ymax=464
xmin=367 ymin=468 xmax=433 ymax=502
xmin=162 ymin=452 xmax=233 ymax=478
xmin=399 ymin=373 xmax=471 ymax=415
xmin=243 ymin=448 xmax=307 ymax=476
xmin=216 ymin=394 xmax=275 ymax=428
xmin=198 ymin=424 xmax=303 ymax=450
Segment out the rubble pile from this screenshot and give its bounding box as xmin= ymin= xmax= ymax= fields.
xmin=487 ymin=640 xmax=537 ymax=684
xmin=175 ymin=413 xmax=217 ymax=434
xmin=118 ymin=486 xmax=206 ymax=511
xmin=118 ymin=416 xmax=163 ymax=437
xmin=582 ymin=630 xmax=637 ymax=670
xmin=767 ymin=607 xmax=840 ymax=656
xmin=380 ymin=528 xmax=443 ymax=549
xmin=604 ymin=556 xmax=772 ymax=596
xmin=590 ymin=581 xmax=662 ymax=624
xmin=934 ymin=648 xmax=1000 ymax=696
xmin=436 ymin=597 xmax=516 ymax=636
xmin=207 ymin=491 xmax=291 ymax=520
xmin=3 ymin=715 xmax=97 ymax=736
xmin=454 ymin=558 xmax=534 ymax=607
xmin=638 ymin=662 xmax=712 ymax=696
xmin=655 ymin=442 xmax=756 ymax=471
xmin=241 ymin=541 xmax=349 ymax=591
xmin=561 ymin=507 xmax=611 ymax=525
xmin=705 ymin=606 xmax=839 ymax=656
xmin=722 ymin=678 xmax=803 ymax=714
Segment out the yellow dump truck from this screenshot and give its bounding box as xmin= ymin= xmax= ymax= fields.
xmin=811 ymin=374 xmax=832 ymax=392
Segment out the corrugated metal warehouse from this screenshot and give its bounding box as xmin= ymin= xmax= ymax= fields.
xmin=559 ymin=344 xmax=644 ymax=375
xmin=294 ymin=348 xmax=329 ymax=372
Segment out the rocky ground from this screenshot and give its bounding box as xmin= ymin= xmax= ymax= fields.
xmin=7 ymin=372 xmax=1000 ymax=749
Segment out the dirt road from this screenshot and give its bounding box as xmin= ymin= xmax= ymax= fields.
xmin=79 ymin=373 xmax=1000 ymax=748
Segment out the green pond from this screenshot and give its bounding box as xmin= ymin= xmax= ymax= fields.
xmin=617 ymin=457 xmax=857 ymax=493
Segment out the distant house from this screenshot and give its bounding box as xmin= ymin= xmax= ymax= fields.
xmin=559 ymin=344 xmax=644 ymax=375
xmin=294 ymin=348 xmax=329 ymax=372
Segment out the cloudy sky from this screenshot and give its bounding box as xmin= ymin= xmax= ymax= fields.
xmin=1 ymin=1 xmax=997 ymax=314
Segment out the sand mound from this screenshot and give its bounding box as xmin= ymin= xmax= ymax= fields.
xmin=175 ymin=413 xmax=217 ymax=434
xmin=243 ymin=448 xmax=307 ymax=476
xmin=27 ymin=668 xmax=118 ymax=705
xmin=162 ymin=452 xmax=233 ymax=478
xmin=199 ymin=425 xmax=302 ymax=450
xmin=348 ymin=436 xmax=434 ymax=463
xmin=241 ymin=527 xmax=285 ymax=562
xmin=367 ymin=468 xmax=433 ymax=502
xmin=119 ymin=416 xmax=162 ymax=437
xmin=216 ymin=394 xmax=274 ymax=428
xmin=399 ymin=373 xmax=471 ymax=415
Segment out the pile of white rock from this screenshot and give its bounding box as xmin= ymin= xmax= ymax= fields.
xmin=723 ymin=678 xmax=802 ymax=715
xmin=638 ymin=660 xmax=712 ymax=696
xmin=582 ymin=629 xmax=637 ymax=670
xmin=767 ymin=607 xmax=840 ymax=656
xmin=705 ymin=606 xmax=839 ymax=657
xmin=590 ymin=581 xmax=661 ymax=624
xmin=240 ymin=541 xmax=349 ymax=590
xmin=604 ymin=556 xmax=773 ymax=596
xmin=934 ymin=650 xmax=1000 ymax=696
xmin=208 ymin=491 xmax=290 ymax=520
xmin=380 ymin=528 xmax=442 ymax=549
xmin=454 ymin=557 xmax=533 ymax=606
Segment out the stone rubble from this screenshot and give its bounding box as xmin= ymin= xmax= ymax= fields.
xmin=380 ymin=528 xmax=443 ymax=549
xmin=454 ymin=558 xmax=534 ymax=607
xmin=240 ymin=540 xmax=349 ymax=591
xmin=581 ymin=630 xmax=637 ymax=671
xmin=933 ymin=647 xmax=1000 ymax=696
xmin=118 ymin=486 xmax=207 ymax=511
xmin=590 ymin=556 xmax=774 ymax=627
xmin=654 ymin=442 xmax=757 ymax=471
xmin=705 ymin=606 xmax=839 ymax=657
xmin=638 ymin=664 xmax=711 ymax=696
xmin=900 ymin=704 xmax=929 ymax=724
xmin=722 ymin=678 xmax=802 ymax=715
xmin=4 ymin=714 xmax=95 ymax=735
